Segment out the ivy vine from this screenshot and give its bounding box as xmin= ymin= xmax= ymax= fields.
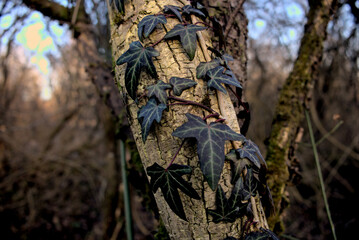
xmin=114 ymin=1 xmax=278 ymax=239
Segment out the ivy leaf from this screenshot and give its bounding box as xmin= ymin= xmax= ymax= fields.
xmin=226 ymin=149 xmax=251 ymax=184
xmin=164 ymin=5 xmax=183 ymax=22
xmin=113 ymin=0 xmax=124 ymax=14
xmin=196 ymin=59 xmax=221 ymax=79
xmin=261 ymin=229 xmax=280 ymax=240
xmin=169 ymin=77 xmax=197 ymax=96
xmin=147 ymin=163 xmax=200 ymax=220
xmin=244 ymin=140 xmax=266 ymax=167
xmin=205 ymin=66 xmax=242 ymax=93
xmin=245 ymin=230 xmax=279 ymax=240
xmin=172 ymin=113 xmax=245 ymax=190
xmin=164 ymin=24 xmax=206 ymax=61
xmin=244 ymin=232 xmax=271 ymax=240
xmin=146 ymin=80 xmax=172 ymax=103
xmin=116 ymin=41 xmax=159 ymax=99
xmin=137 ymin=97 xmax=166 ymax=142
xmin=229 ymin=176 xmax=249 ymax=212
xmin=237 ymin=142 xmax=261 ymax=169
xmin=240 ymin=168 xmax=257 ymax=201
xmin=207 ymin=185 xmax=239 ymax=223
xmin=138 ymin=15 xmax=167 ymax=41
xmin=182 ymin=5 xmax=206 ymax=17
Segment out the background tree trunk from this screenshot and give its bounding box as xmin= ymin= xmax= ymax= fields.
xmin=265 ymin=0 xmax=339 ymax=231
xmin=109 ymin=0 xmax=266 ymax=239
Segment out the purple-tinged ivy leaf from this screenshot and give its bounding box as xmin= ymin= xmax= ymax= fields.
xmin=147 ymin=163 xmax=200 ymax=220
xmin=172 ymin=113 xmax=245 ymax=190
xmin=137 ymin=97 xmax=166 ymax=142
xmin=238 ymin=139 xmax=266 ymax=169
xmin=138 ymin=15 xmax=167 ymax=41
xmin=164 ymin=5 xmax=183 ymax=22
xmin=147 ymin=80 xmax=172 ymax=103
xmin=182 ymin=5 xmax=206 ymax=17
xmin=164 ymin=24 xmax=206 ymax=61
xmin=169 ymin=77 xmax=197 ymax=96
xmin=116 ymin=41 xmax=159 ymax=100
xmin=205 ymin=66 xmax=242 ymax=93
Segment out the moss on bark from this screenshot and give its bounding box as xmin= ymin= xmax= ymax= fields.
xmin=266 ymin=0 xmax=339 ymax=231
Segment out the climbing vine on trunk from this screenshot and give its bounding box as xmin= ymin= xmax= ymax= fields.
xmin=113 ymin=1 xmax=278 ymax=239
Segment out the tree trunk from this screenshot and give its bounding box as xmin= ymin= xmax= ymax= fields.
xmin=265 ymin=0 xmax=339 ymax=231
xmin=109 ymin=0 xmax=266 ymax=239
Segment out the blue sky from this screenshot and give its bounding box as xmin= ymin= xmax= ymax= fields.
xmin=1 ymin=10 xmax=70 ymax=99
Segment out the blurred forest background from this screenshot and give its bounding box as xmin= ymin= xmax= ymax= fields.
xmin=0 ymin=0 xmax=358 ymax=239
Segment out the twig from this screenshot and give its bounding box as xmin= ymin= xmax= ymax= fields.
xmin=223 ymin=0 xmax=245 ymax=39
xmin=315 ymin=120 xmax=343 ymax=146
xmin=309 ymin=100 xmax=359 ymax=160
xmin=305 ymin=109 xmax=337 ymax=240
xmin=71 ymin=0 xmax=82 ymax=25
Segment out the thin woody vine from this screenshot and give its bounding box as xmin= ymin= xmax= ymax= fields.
xmin=113 ymin=1 xmax=279 ymax=239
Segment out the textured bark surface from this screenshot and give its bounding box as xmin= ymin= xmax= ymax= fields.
xmin=109 ymin=0 xmax=265 ymax=239
xmin=265 ymin=0 xmax=339 ymax=231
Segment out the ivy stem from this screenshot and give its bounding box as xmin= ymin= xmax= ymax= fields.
xmin=203 ymin=113 xmax=219 ymax=121
xmin=151 ymin=35 xmax=165 ymax=47
xmin=228 ymin=86 xmax=249 ymax=113
xmin=167 ymin=95 xmax=220 ymax=116
xmin=163 ymin=13 xmax=176 ymax=18
xmin=166 ymin=140 xmax=186 ymax=169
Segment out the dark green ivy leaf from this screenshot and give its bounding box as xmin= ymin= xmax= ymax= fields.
xmin=113 ymin=0 xmax=124 ymax=14
xmin=207 ymin=185 xmax=239 ymax=223
xmin=169 ymin=77 xmax=197 ymax=96
xmin=245 ymin=229 xmax=279 ymax=240
xmin=243 ymin=139 xmax=266 ymax=168
xmin=241 ymin=168 xmax=257 ymax=201
xmin=237 ymin=140 xmax=262 ymax=169
xmin=147 ymin=163 xmax=200 ymax=220
xmin=172 ymin=113 xmax=245 ymax=190
xmin=116 ymin=41 xmax=159 ymax=99
xmin=164 ymin=24 xmax=206 ymax=61
xmin=182 ymin=5 xmax=206 ymax=17
xmin=228 ymin=176 xmax=249 ymax=212
xmin=205 ymin=66 xmax=242 ymax=93
xmin=244 ymin=231 xmax=272 ymax=240
xmin=226 ymin=149 xmax=251 ymax=184
xmin=261 ymin=229 xmax=280 ymax=240
xmin=137 ymin=97 xmax=166 ymax=142
xmin=138 ymin=15 xmax=167 ymax=41
xmin=164 ymin=5 xmax=183 ymax=22
xmin=146 ymin=80 xmax=172 ymax=103
xmin=196 ymin=59 xmax=221 ymax=79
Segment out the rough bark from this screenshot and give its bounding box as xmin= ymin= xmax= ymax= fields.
xmin=265 ymin=0 xmax=339 ymax=231
xmin=110 ymin=0 xmax=266 ymax=239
